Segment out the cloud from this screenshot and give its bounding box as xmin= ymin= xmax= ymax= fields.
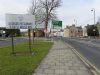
xmin=94 ymin=0 xmax=100 ymax=18
xmin=56 ymin=0 xmax=99 ymax=28
xmin=0 ymin=0 xmax=31 ymax=27
xmin=0 ymin=0 xmax=100 ymax=28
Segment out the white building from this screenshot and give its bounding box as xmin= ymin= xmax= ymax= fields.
xmin=83 ymin=26 xmax=88 ymax=37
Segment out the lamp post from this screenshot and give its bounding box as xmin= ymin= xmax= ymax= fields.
xmin=91 ymin=8 xmax=96 ymax=39
xmin=91 ymin=8 xmax=95 ymax=26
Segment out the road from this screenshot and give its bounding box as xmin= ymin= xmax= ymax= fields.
xmin=62 ymin=37 xmax=100 ymax=70
xmin=0 ymin=37 xmax=28 ymax=47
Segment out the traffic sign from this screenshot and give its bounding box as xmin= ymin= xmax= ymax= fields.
xmin=52 ymin=20 xmax=62 ymax=28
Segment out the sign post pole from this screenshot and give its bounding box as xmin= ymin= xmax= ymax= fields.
xmin=52 ymin=20 xmax=62 ymax=40
xmin=52 ymin=21 xmax=54 ymax=40
xmin=28 ymin=29 xmax=32 ymax=53
xmin=11 ymin=33 xmax=15 ymax=55
xmin=6 ymin=14 xmax=35 ymax=55
xmin=33 ymin=29 xmax=34 ymax=44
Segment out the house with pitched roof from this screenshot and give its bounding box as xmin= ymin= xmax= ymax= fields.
xmin=64 ymin=24 xmax=83 ymax=37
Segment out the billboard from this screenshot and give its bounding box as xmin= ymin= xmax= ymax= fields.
xmin=6 ymin=14 xmax=35 ymax=29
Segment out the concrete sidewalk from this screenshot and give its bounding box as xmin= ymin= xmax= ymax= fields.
xmin=33 ymin=40 xmax=93 ymax=75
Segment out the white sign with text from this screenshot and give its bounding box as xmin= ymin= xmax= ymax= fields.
xmin=6 ymin=14 xmax=35 ymax=29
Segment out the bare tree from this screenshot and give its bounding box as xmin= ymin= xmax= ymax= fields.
xmin=29 ymin=0 xmax=39 ymax=15
xmin=29 ymin=0 xmax=61 ymax=29
xmin=39 ymin=0 xmax=61 ymax=29
xmin=29 ymin=0 xmax=42 ymax=25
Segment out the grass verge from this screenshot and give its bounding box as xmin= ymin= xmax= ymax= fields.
xmin=0 ymin=41 xmax=53 ymax=75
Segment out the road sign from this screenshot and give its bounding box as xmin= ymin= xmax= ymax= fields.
xmin=6 ymin=14 xmax=35 ymax=55
xmin=52 ymin=20 xmax=62 ymax=28
xmin=6 ymin=14 xmax=35 ymax=29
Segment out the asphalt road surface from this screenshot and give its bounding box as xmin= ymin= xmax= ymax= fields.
xmin=0 ymin=37 xmax=29 ymax=47
xmin=62 ymin=37 xmax=100 ymax=70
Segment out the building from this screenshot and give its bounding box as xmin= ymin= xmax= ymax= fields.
xmin=22 ymin=29 xmax=45 ymax=37
xmin=64 ymin=26 xmax=70 ymax=37
xmin=64 ymin=24 xmax=77 ymax=37
xmin=83 ymin=26 xmax=88 ymax=37
xmin=76 ymin=26 xmax=83 ymax=37
xmin=96 ymin=22 xmax=100 ymax=35
xmin=64 ymin=24 xmax=83 ymax=37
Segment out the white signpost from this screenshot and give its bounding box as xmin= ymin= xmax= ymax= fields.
xmin=6 ymin=14 xmax=35 ymax=55
xmin=6 ymin=14 xmax=35 ymax=29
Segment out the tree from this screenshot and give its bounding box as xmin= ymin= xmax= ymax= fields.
xmin=29 ymin=0 xmax=61 ymax=30
xmin=87 ymin=25 xmax=99 ymax=36
xmin=29 ymin=0 xmax=43 ymax=24
xmin=96 ymin=22 xmax=100 ymax=35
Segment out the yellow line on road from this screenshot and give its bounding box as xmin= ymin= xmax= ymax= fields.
xmin=71 ymin=48 xmax=100 ymax=75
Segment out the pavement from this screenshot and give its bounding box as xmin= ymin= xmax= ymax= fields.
xmin=33 ymin=40 xmax=93 ymax=75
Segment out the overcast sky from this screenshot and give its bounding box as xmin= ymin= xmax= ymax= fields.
xmin=0 ymin=0 xmax=100 ymax=28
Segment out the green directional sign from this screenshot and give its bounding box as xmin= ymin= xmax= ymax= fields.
xmin=52 ymin=20 xmax=62 ymax=28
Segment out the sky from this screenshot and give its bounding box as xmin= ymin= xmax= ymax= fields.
xmin=0 ymin=0 xmax=100 ymax=28
xmin=57 ymin=0 xmax=100 ymax=28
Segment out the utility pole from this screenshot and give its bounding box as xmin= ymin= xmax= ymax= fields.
xmin=91 ymin=8 xmax=96 ymax=38
xmin=91 ymin=8 xmax=95 ymax=26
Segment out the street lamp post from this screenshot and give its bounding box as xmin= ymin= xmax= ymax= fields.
xmin=91 ymin=8 xmax=95 ymax=26
xmin=91 ymin=8 xmax=96 ymax=38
